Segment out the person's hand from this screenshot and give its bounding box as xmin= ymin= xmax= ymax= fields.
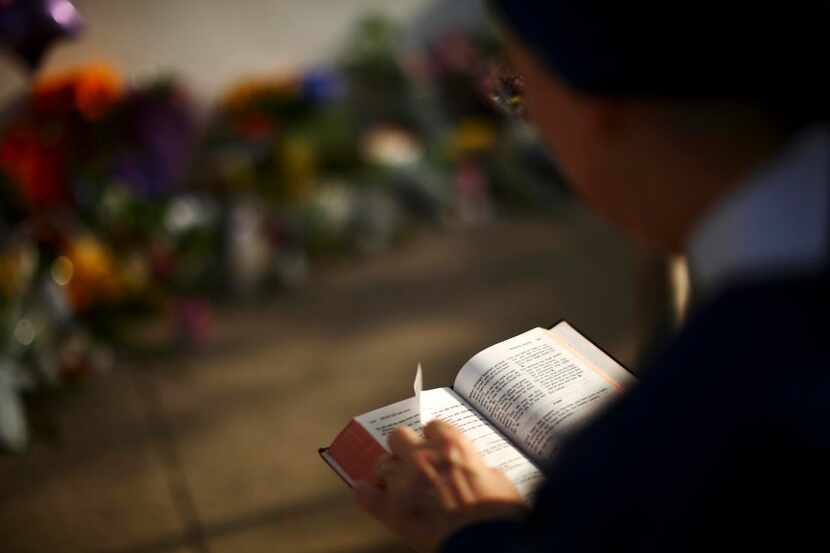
xmin=354 ymin=420 xmax=527 ymax=553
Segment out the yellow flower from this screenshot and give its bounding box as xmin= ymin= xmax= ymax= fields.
xmin=0 ymin=247 xmax=37 ymax=298
xmin=278 ymin=136 xmax=316 ymax=202
xmin=120 ymin=253 xmax=150 ymax=295
xmin=65 ymin=235 xmax=121 ymax=310
xmin=452 ymin=119 xmax=498 ymax=155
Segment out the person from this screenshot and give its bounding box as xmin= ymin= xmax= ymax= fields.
xmin=353 ymin=2 xmax=829 ymax=552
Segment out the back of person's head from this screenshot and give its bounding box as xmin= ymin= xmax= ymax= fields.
xmin=488 ymin=1 xmax=827 ymax=127
xmin=487 ymin=1 xmax=828 ymax=252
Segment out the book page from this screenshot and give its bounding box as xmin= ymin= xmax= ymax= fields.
xmin=355 ymin=388 xmax=544 ymax=500
xmin=454 ymin=326 xmax=635 ymax=463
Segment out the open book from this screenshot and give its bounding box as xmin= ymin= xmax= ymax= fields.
xmin=320 ymin=322 xmax=636 ymax=499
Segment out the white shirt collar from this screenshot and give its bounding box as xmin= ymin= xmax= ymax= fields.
xmin=688 ymin=125 xmax=829 ymax=300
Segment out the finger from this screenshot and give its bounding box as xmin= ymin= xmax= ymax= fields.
xmin=424 ymin=422 xmax=490 ymax=503
xmin=354 ymin=480 xmax=385 ymax=516
xmin=426 ymin=445 xmax=480 ymax=506
xmin=387 ymin=425 xmax=422 ymax=460
xmin=413 ymin=449 xmax=459 ymax=510
xmin=423 ymin=419 xmax=469 ymax=448
xmin=383 ymin=458 xmax=430 ymax=516
xmin=423 ymin=419 xmax=461 ymax=441
xmin=423 ymin=420 xmax=480 ymax=462
xmin=373 ymin=453 xmax=396 ymax=487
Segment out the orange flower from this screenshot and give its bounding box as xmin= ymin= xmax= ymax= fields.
xmin=222 ymin=75 xmax=300 ymax=112
xmin=73 ymin=65 xmax=124 ymax=120
xmin=34 ymin=64 xmax=124 ymax=121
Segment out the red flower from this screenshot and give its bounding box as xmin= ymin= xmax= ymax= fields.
xmin=0 ymin=120 xmax=70 ymax=209
xmin=232 ymin=112 xmax=277 ymax=142
xmin=0 ymin=64 xmax=124 ymax=211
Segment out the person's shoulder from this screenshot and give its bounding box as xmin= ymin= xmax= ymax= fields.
xmin=519 ymin=270 xmax=829 ymax=553
xmin=646 ymin=269 xmax=830 ymax=434
xmin=670 ymin=269 xmax=828 ymax=369
xmin=698 ymin=269 xmax=828 ymax=323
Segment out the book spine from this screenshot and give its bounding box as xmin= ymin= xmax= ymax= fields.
xmin=326 ymin=419 xmax=387 ymax=485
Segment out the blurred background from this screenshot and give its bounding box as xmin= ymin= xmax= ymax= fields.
xmin=0 ymin=1 xmax=680 ymax=552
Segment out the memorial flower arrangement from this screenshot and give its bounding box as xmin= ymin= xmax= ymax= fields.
xmin=0 ymin=9 xmax=564 ymax=452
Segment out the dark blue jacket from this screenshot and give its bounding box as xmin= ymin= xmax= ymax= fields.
xmin=443 ymin=271 xmax=829 ymax=552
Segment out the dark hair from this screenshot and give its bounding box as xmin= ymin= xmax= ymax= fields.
xmin=487 ymin=1 xmax=828 ymax=126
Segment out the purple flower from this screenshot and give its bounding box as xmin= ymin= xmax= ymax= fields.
xmin=113 ymin=82 xmax=197 ymax=200
xmin=301 ymin=69 xmax=346 ymax=103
